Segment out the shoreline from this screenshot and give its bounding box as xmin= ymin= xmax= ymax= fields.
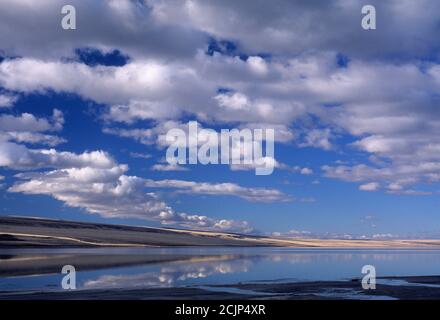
xmin=2 ymin=275 xmax=440 ymax=300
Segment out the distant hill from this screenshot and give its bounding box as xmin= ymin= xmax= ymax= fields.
xmin=1 ymin=216 xmax=440 ymax=248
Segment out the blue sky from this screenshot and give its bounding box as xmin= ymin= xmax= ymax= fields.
xmin=1 ymin=0 xmax=440 ymax=239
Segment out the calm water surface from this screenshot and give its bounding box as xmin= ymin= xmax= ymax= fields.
xmin=1 ymin=247 xmax=440 ymax=292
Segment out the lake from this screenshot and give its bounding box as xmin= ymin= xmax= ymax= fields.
xmin=1 ymin=247 xmax=440 ymax=299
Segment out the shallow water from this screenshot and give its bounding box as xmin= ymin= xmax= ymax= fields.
xmin=1 ymin=247 xmax=440 ymax=293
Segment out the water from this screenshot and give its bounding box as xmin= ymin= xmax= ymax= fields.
xmin=1 ymin=247 xmax=440 ymax=295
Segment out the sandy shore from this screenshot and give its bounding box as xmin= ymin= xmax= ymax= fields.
xmin=2 ymin=216 xmax=440 ymax=248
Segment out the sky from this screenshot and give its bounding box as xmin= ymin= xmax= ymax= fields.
xmin=1 ymin=0 xmax=440 ymax=239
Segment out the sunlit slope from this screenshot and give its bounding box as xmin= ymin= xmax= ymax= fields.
xmin=1 ymin=216 xmax=440 ymax=248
